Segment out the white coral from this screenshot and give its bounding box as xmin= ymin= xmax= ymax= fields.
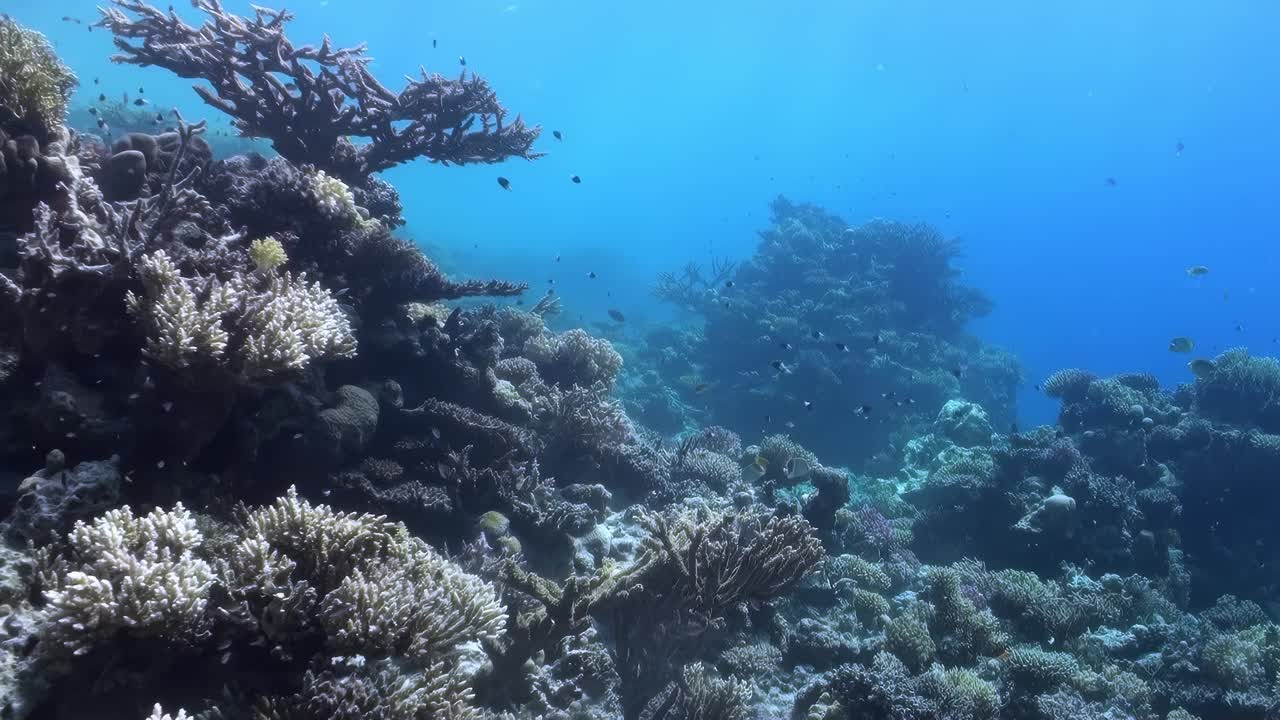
xmin=127 ymin=250 xmax=356 ymax=376
xmin=44 ymin=504 xmax=214 ymax=655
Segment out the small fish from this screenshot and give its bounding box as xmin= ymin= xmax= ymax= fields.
xmin=1185 ymin=265 xmax=1209 ymax=277
xmin=811 ymin=330 xmax=824 ymax=340
xmin=1175 ymin=140 xmax=1184 ymax=157
xmin=61 ymin=16 xmax=82 ymax=24
xmin=1188 ymin=358 xmax=1215 ymax=378
xmin=553 ymin=130 xmax=563 ymax=141
xmin=725 ymin=280 xmax=735 ymax=289
xmin=546 ymin=288 xmax=555 ymax=296
xmin=853 ymin=404 xmax=872 ymax=416
xmin=88 ymin=107 xmax=98 ymax=116
xmin=555 ymin=254 xmax=561 ymax=262
xmin=951 ymin=367 xmax=964 ymax=379
xmin=770 ymin=360 xmax=792 ymax=374
xmin=906 ymin=397 xmax=915 ymax=405
xmin=138 ymin=86 xmax=145 ymax=94
xmin=803 ymin=401 xmax=814 ymax=411
xmin=497 ymin=176 xmax=511 ymax=190
xmin=1168 ymin=336 xmax=1195 ymax=353
xmin=155 ymin=113 xmax=164 ymax=123
xmin=1105 ymin=177 xmax=1118 ymax=187
xmin=881 ymin=391 xmax=896 ymax=400
xmin=784 ymin=421 xmax=796 ymax=429
xmin=1034 ymin=384 xmax=1042 ymax=392
xmin=571 ymin=175 xmax=581 ymax=183
xmin=1235 ymin=322 xmax=1244 ymax=333
xmin=133 ymin=98 xmax=147 ymax=106
xmin=459 ymin=55 xmax=467 ymax=66
xmin=693 ymin=383 xmax=709 ymax=394
xmin=834 ymin=342 xmax=848 ymax=352
xmin=96 ymin=119 xmax=108 ymax=129
xmin=587 ymin=271 xmax=597 ymax=279
xmin=779 ymin=342 xmax=793 ymax=351
xmin=98 ymin=93 xmax=106 ymax=102
xmin=93 ymin=77 xmax=99 ymax=85
xmin=872 ymin=333 xmax=882 ymax=344
xmin=433 ymin=38 xmax=438 ymax=49
xmin=608 ymin=309 xmax=625 ymax=322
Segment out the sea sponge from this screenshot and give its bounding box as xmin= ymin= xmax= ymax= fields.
xmin=0 ymin=16 xmax=76 ymax=140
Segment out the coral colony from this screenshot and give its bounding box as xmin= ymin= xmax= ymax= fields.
xmin=0 ymin=3 xmax=1277 ymax=720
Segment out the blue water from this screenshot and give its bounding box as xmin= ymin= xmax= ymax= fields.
xmin=13 ymin=0 xmax=1280 ymax=425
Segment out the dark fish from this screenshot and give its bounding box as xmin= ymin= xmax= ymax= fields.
xmin=515 ymin=299 xmax=524 ymax=305
xmin=803 ymin=401 xmax=814 ymax=411
xmin=693 ymin=383 xmax=709 ymax=394
xmin=156 ymin=113 xmax=164 ymax=122
xmin=834 ymin=342 xmax=848 ymax=352
xmin=98 ymin=93 xmax=106 ymax=102
xmin=555 ymin=254 xmax=561 ymax=262
xmin=1105 ymin=177 xmax=1118 ymax=186
xmin=88 ymin=107 xmax=97 ymax=115
xmin=770 ymin=360 xmax=785 ymax=372
xmin=433 ymin=38 xmax=438 ymax=49
xmin=725 ymin=280 xmax=735 ymax=288
xmin=811 ymin=330 xmax=824 ymax=340
xmin=133 ymin=98 xmax=147 ymax=106
xmin=571 ymin=175 xmax=581 ymax=183
xmin=854 ymin=404 xmax=872 ymax=415
xmin=553 ymin=130 xmax=563 ymax=141
xmin=459 ymin=55 xmax=467 ymax=66
xmin=608 ymin=309 xmax=625 ymax=322
xmin=587 ymin=271 xmax=597 ymax=279
xmin=881 ymin=391 xmax=896 ymax=400
xmin=872 ymin=333 xmax=882 ymax=344
xmin=1034 ymin=384 xmax=1042 ymax=392
xmin=138 ymin=87 xmax=145 ymax=94
xmin=61 ymin=16 xmax=81 ymax=24
xmin=546 ymin=288 xmax=555 ymax=296
xmin=96 ymin=119 xmax=107 ymax=128
xmin=497 ymin=176 xmax=511 ymax=191
xmin=951 ymin=367 xmax=963 ymax=379
xmin=779 ymin=342 xmax=793 ymax=351
xmin=93 ymin=77 xmax=99 ymax=85
xmin=1235 ymin=322 xmax=1244 ymax=332
xmin=1175 ymin=140 xmax=1184 ymax=157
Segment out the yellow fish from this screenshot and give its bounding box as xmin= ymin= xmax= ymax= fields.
xmin=1169 ymin=337 xmax=1195 ymax=353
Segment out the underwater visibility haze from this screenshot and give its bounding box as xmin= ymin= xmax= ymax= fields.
xmin=0 ymin=0 xmax=1278 ymax=718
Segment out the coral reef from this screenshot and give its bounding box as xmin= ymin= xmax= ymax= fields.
xmin=646 ymin=196 xmax=1020 ymax=470
xmin=0 ymin=7 xmax=1278 ymax=720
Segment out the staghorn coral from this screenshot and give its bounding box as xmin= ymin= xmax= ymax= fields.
xmin=36 ymin=487 xmax=505 ymax=718
xmin=127 ymin=248 xmax=357 ymax=376
xmin=0 ymin=16 xmax=76 ymax=142
xmin=41 ymin=503 xmax=215 ymax=656
xmin=638 ymin=662 xmax=749 ymax=720
xmin=97 ymin=0 xmax=541 ymax=181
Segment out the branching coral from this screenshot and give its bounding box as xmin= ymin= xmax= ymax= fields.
xmin=39 ymin=488 xmax=506 ymax=717
xmin=97 ymin=0 xmax=542 ymax=180
xmin=0 ymin=16 xmax=76 ymax=141
xmin=42 ymin=504 xmax=215 ymax=656
xmin=127 ymin=248 xmax=357 ymax=376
